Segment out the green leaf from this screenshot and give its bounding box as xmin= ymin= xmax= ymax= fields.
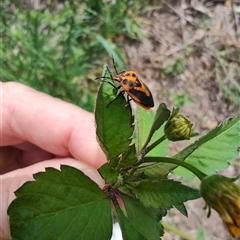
xmin=95 ymin=66 xmax=134 ymax=160
xmin=98 ymin=161 xmax=119 ymax=184
xmin=135 ymin=104 xmax=169 ymax=157
xmin=174 ymin=204 xmax=188 ymax=217
xmin=114 ymin=200 xmax=147 ymax=240
xmin=117 ymin=144 xmax=137 ymax=169
xmin=173 ymin=117 xmax=240 ymax=177
xmin=8 ymin=165 xmax=112 ymax=240
xmin=119 ymin=192 xmax=164 ymax=240
xmin=134 ymin=161 xmax=174 ymax=179
xmin=133 ymin=180 xmax=200 ymax=209
xmin=143 ymin=103 xmax=171 ymax=148
xmin=135 ymin=106 xmax=155 ymax=153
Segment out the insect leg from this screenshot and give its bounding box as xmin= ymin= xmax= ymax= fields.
xmin=126 ymin=95 xmax=133 ymax=105
xmin=105 ymin=81 xmax=118 ymax=89
xmin=106 ymin=64 xmax=114 ymax=80
xmin=106 ymin=90 xmax=124 ymax=108
xmin=126 ymin=94 xmax=133 ymax=114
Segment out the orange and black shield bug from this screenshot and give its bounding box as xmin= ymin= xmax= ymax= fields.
xmin=113 ymin=70 xmax=154 ymax=110
xmin=97 ymin=57 xmax=154 ymax=110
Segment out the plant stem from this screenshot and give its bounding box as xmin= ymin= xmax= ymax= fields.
xmin=161 ymin=221 xmax=196 ymax=240
xmin=141 ymin=135 xmax=166 ymax=157
xmin=141 ymin=157 xmax=207 ymax=180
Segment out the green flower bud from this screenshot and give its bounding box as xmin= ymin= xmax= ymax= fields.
xmin=164 ymin=109 xmax=194 ymax=141
xmin=200 ymin=174 xmax=240 ymax=238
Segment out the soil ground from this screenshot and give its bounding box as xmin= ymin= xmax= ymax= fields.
xmin=122 ymin=1 xmax=239 ymax=239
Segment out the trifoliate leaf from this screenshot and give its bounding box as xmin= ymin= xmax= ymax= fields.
xmin=8 ymin=165 xmax=112 ymax=240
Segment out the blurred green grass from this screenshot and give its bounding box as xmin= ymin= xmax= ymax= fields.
xmin=1 ymin=0 xmax=145 ymax=111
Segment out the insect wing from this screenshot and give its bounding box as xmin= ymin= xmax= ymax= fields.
xmin=130 ymin=76 xmax=154 ymax=109
xmin=129 ymin=87 xmax=154 ymax=110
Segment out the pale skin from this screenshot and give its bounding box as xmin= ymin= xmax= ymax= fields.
xmin=0 ymin=82 xmax=106 ymax=239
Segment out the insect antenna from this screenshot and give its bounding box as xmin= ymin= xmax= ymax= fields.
xmin=95 ymin=64 xmax=117 ymax=89
xmin=95 ymin=76 xmax=112 ymax=81
xmin=111 ymin=55 xmax=118 ymax=74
